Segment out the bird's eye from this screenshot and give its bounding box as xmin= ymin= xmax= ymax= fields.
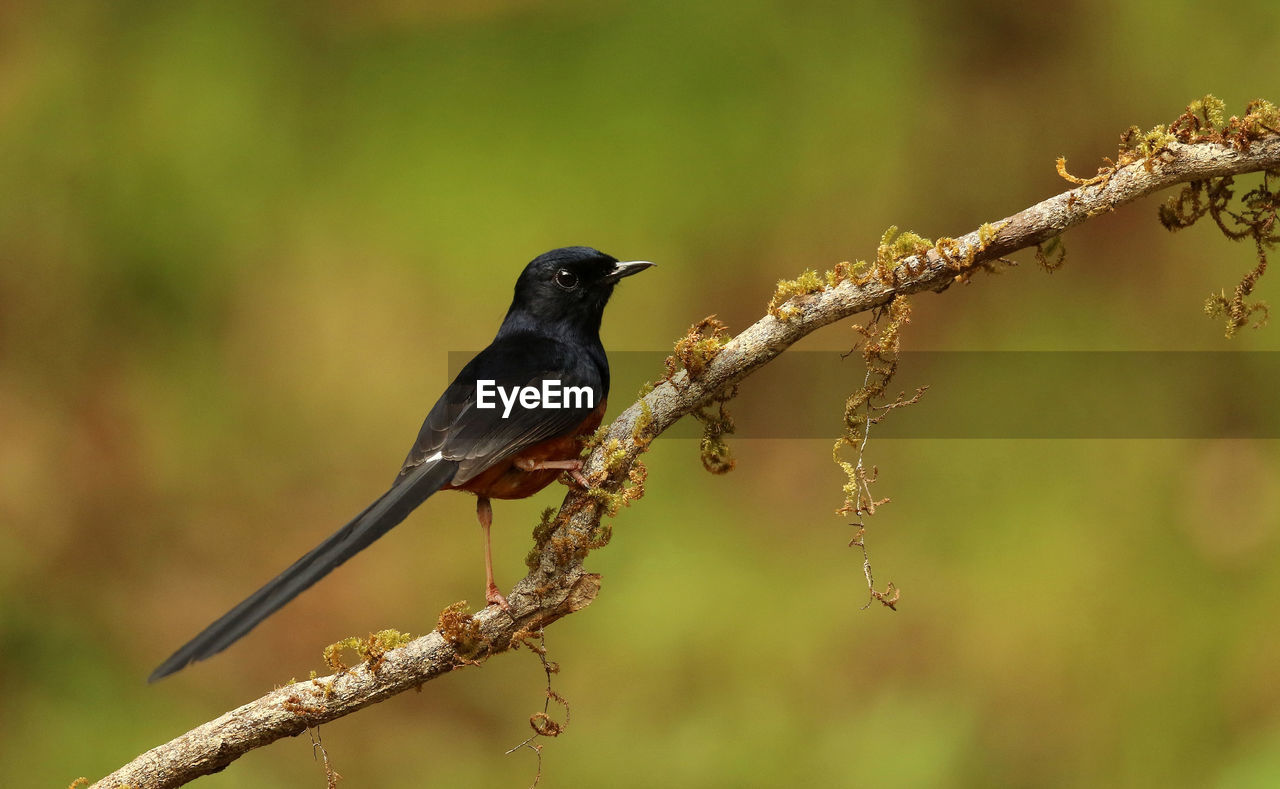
xmin=554 ymin=269 xmax=579 ymax=290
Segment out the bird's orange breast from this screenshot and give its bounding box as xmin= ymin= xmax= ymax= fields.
xmin=443 ymin=400 xmax=606 ymax=500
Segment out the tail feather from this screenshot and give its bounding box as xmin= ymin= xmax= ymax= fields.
xmin=149 ymin=458 xmax=458 ymax=682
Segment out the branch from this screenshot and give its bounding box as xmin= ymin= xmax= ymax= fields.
xmin=90 ymin=134 xmax=1280 ymax=788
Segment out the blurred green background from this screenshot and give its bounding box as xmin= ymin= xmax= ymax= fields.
xmin=4 ymin=1 xmax=1280 ymax=786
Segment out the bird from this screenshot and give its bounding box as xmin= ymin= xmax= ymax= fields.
xmin=149 ymin=247 xmax=654 ymax=681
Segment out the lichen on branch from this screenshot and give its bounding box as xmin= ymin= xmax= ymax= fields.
xmin=1056 ymin=95 xmax=1279 ymax=337
xmin=1150 ymin=97 xmax=1280 ymax=337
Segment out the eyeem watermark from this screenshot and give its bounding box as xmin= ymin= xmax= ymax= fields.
xmin=452 ymin=351 xmax=1280 ymax=437
xmin=475 ymin=379 xmax=595 ymax=418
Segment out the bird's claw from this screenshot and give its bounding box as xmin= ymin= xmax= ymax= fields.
xmin=486 ymin=584 xmax=511 ymax=612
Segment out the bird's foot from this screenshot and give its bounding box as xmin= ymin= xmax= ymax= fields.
xmin=514 ymin=457 xmax=593 ymax=489
xmin=486 ymin=583 xmax=511 ymax=611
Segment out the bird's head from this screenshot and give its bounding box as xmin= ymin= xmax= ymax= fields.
xmin=504 ymin=246 xmax=654 ymax=336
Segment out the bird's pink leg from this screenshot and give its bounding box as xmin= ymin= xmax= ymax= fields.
xmin=476 ymin=496 xmax=509 ymax=610
xmin=514 ymin=457 xmax=591 ymax=488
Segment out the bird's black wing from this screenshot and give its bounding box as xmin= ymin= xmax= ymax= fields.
xmin=399 ymin=331 xmax=607 ymax=485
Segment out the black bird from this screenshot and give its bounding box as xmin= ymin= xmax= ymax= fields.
xmin=150 ymin=247 xmax=653 ymax=681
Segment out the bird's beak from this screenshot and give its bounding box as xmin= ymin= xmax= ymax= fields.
xmin=606 ymin=260 xmax=656 ymax=282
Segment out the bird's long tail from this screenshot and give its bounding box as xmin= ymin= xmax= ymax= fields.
xmin=149 ymin=458 xmax=459 ymax=681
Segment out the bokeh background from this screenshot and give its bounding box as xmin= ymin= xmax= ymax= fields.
xmin=5 ymin=1 xmax=1280 ymax=786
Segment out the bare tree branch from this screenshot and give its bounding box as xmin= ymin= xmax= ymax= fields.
xmin=90 ymin=135 xmax=1280 ymax=789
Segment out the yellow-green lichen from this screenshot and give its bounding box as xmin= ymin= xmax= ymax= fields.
xmin=631 ymin=397 xmax=655 ymax=447
xmin=692 ymin=386 xmax=737 ymax=475
xmin=934 ymin=221 xmax=1007 ymax=280
xmin=664 ymin=315 xmax=731 ymax=381
xmin=825 ymin=260 xmax=864 ymax=288
xmin=584 ymin=459 xmax=647 ymax=517
xmin=767 ymin=262 xmax=882 ymax=320
xmin=874 ymin=226 xmax=933 ymax=284
xmin=600 ymin=438 xmax=628 ymax=476
xmin=1205 ymin=288 xmax=1270 ymax=339
xmin=1118 ymin=123 xmax=1176 ymax=164
xmin=766 ymin=269 xmax=824 ymax=319
xmin=1238 ymin=99 xmax=1280 ymax=138
xmin=321 ymin=628 xmax=413 ymax=673
xmin=977 ymin=221 xmax=1002 ymax=249
xmin=1150 ymin=99 xmax=1278 ymax=338
xmin=579 ymin=425 xmax=609 ymax=453
xmin=525 ymin=506 xmax=560 ymax=570
xmin=1187 ymin=94 xmax=1227 ymax=132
